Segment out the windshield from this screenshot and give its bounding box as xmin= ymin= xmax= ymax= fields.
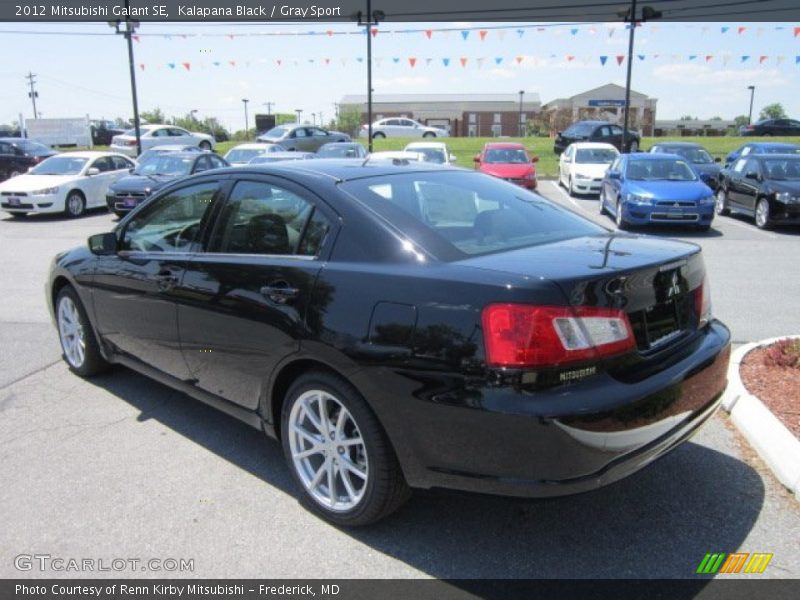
xmin=563 ymin=123 xmax=596 ymax=137
xmin=30 ymin=156 xmax=88 ymax=175
xmin=626 ymin=159 xmax=697 ymax=181
xmin=669 ymin=147 xmax=714 ymax=164
xmin=341 ymin=171 xmax=602 ymax=259
xmin=225 ymin=148 xmax=267 ymax=163
xmin=762 ymin=158 xmax=800 ymax=180
xmin=575 ymin=148 xmax=617 ymax=164
xmin=134 ymin=155 xmax=193 ymax=176
xmin=483 ymin=148 xmax=529 ymax=164
xmin=262 ymin=126 xmax=287 ymax=138
xmin=123 ymin=127 xmax=151 ymax=136
xmin=318 ymin=145 xmax=361 ymax=158
xmin=408 ymin=147 xmax=447 ymax=164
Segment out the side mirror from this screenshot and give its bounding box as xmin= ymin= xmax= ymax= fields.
xmin=714 ymin=157 xmax=721 ymax=163
xmin=530 ymin=155 xmax=540 ymax=163
xmin=473 ymin=154 xmax=481 ymax=163
xmin=745 ymin=171 xmax=760 ymax=180
xmin=607 ymin=170 xmax=621 ymax=180
xmin=88 ymin=232 xmax=118 ymax=255
xmin=449 ymin=154 xmax=457 ymax=162
xmin=86 ymin=167 xmax=100 ymax=176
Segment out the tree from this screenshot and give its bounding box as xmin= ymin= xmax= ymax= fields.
xmin=274 ymin=113 xmax=296 ymax=126
xmin=335 ymin=107 xmax=362 ymax=137
xmin=679 ymin=115 xmax=696 ymax=121
xmin=759 ymin=103 xmax=787 ymax=120
xmin=140 ymin=107 xmax=165 ymax=124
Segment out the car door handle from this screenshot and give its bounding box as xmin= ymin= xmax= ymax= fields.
xmin=260 ymin=281 xmax=300 ymax=304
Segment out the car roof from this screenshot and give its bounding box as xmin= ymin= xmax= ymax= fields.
xmin=567 ymin=142 xmax=618 ymax=150
xmin=626 ymin=152 xmax=685 ymax=160
xmin=751 ymin=153 xmax=800 ymax=159
xmin=746 ymin=142 xmax=798 ymax=148
xmin=230 ymin=158 xmax=460 ymax=182
xmin=320 ymin=142 xmax=360 ymax=147
xmin=229 ymin=143 xmax=281 ymax=149
xmin=654 ymin=142 xmax=705 ymax=148
xmin=483 ymin=142 xmax=525 ymax=149
xmin=53 ymin=151 xmax=127 ymax=159
xmin=405 ymin=142 xmax=447 ymax=149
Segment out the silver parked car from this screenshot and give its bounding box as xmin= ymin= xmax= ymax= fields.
xmin=361 ymin=118 xmax=449 ymax=139
xmin=256 ymin=124 xmax=351 ymax=152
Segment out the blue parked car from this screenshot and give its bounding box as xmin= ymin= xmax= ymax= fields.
xmin=724 ymin=142 xmax=800 ymax=167
xmin=600 ymin=153 xmax=716 ymax=231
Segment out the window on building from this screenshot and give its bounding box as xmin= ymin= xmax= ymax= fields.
xmin=468 ymin=113 xmax=477 ymax=124
xmin=493 ymin=113 xmax=502 ymax=124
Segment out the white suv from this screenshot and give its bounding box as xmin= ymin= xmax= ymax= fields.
xmin=362 ymin=118 xmax=449 ymax=139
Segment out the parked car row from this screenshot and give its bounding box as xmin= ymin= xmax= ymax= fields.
xmin=110 ymin=124 xmax=216 ymax=156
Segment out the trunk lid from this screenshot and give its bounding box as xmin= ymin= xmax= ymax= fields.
xmin=460 ymin=233 xmax=706 ymax=353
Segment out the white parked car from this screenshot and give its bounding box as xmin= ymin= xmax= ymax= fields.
xmin=403 ymin=142 xmax=456 ymax=165
xmin=558 ymin=142 xmax=620 ymax=196
xmin=0 ymin=151 xmax=136 ymax=217
xmin=110 ymin=125 xmax=216 ymax=157
xmin=224 ymin=143 xmax=286 ymax=166
xmin=362 ymin=118 xmax=449 ymax=139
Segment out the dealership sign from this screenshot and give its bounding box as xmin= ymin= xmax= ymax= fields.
xmin=588 ymin=100 xmax=627 ymax=107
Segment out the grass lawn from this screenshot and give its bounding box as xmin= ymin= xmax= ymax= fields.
xmin=62 ymin=135 xmax=800 ymax=178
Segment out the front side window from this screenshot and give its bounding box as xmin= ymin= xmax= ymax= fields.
xmin=341 ymin=172 xmax=602 ymax=259
xmin=210 ymin=180 xmax=329 ymax=256
xmin=121 ymin=182 xmax=219 ymax=253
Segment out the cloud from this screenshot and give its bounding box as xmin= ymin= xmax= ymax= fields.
xmin=652 ymin=64 xmax=787 ymax=87
xmin=373 ymin=76 xmax=431 ymax=87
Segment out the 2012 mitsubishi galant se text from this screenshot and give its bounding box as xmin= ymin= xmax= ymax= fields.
xmin=47 ymin=160 xmax=731 ymax=526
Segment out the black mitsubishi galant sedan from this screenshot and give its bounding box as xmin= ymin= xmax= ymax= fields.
xmin=47 ymin=160 xmax=731 ymax=526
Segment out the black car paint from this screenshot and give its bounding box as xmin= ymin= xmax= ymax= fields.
xmin=48 ymin=162 xmax=730 ymax=498
xmin=740 ymin=118 xmax=800 ymax=137
xmin=0 ymin=137 xmax=58 ymax=182
xmin=554 ymin=121 xmax=641 ymax=155
xmin=718 ymin=154 xmax=800 ymax=224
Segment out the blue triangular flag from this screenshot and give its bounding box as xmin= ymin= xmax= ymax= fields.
xmin=442 ymin=58 xmax=450 ymax=66
xmin=600 ymin=55 xmax=608 ymax=65
xmin=495 ymin=57 xmax=503 ymax=65
xmin=461 ymin=31 xmax=469 ymax=40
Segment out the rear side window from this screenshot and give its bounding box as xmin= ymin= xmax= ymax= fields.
xmin=342 ymin=172 xmax=603 ymax=260
xmin=210 ymin=180 xmax=330 ymax=256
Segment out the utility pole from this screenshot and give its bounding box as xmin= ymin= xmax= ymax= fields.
xmin=263 ymin=101 xmax=274 ymax=115
xmin=109 ymin=0 xmax=142 ymax=155
xmin=295 ymin=109 xmax=303 ymax=123
xmin=747 ymin=86 xmax=756 ymax=125
xmin=26 ymin=72 xmax=39 ymax=119
xmin=358 ymin=2 xmax=382 ymax=152
xmin=242 ymin=98 xmax=250 ymax=139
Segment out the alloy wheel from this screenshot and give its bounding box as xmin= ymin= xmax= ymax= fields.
xmin=288 ymin=389 xmax=368 ymax=512
xmin=755 ymin=198 xmax=770 ymax=229
xmin=57 ymin=295 xmax=85 ymax=368
xmin=65 ymin=192 xmax=85 ymax=218
xmin=715 ymin=189 xmax=729 ymax=215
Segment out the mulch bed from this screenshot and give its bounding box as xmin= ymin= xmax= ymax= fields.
xmin=739 ymin=344 xmax=800 ymax=439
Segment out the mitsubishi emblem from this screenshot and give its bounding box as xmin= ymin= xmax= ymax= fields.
xmin=667 ymin=271 xmax=681 ymax=298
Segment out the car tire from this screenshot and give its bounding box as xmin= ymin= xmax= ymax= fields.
xmin=64 ymin=191 xmax=86 ymax=218
xmin=199 ymin=141 xmax=212 ymax=151
xmin=55 ymin=286 xmax=110 ymax=377
xmin=628 ymin=140 xmax=639 ymax=153
xmin=422 ymin=132 xmax=436 ymax=138
xmin=599 ymin=189 xmax=607 ymax=215
xmin=281 ymin=370 xmax=411 ymax=527
xmin=615 ymin=198 xmax=630 ymax=230
xmin=568 ymin=177 xmax=575 ymax=197
xmin=715 ymin=188 xmax=730 ymax=216
xmin=372 ymin=132 xmax=386 ymax=139
xmin=755 ymin=197 xmax=772 ymax=229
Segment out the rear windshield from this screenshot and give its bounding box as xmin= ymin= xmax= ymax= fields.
xmin=341 ymin=171 xmax=603 ymax=260
xmin=563 ymin=122 xmax=596 ymax=137
xmin=575 ymin=148 xmax=617 ymax=164
xmin=626 ymin=158 xmax=697 ymax=181
xmin=668 ymin=147 xmax=714 ymax=164
xmin=483 ymin=148 xmax=529 ymax=164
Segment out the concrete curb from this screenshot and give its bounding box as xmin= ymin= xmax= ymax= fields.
xmin=721 ymin=335 xmax=800 ymax=499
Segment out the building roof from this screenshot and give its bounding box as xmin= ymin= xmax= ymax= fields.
xmin=655 ymin=119 xmax=734 ymax=128
xmin=340 ymin=93 xmax=541 ymax=105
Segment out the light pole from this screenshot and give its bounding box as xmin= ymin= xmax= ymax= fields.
xmin=620 ymin=2 xmax=661 ymax=152
xmin=357 ymin=3 xmax=384 ymax=152
xmin=311 ymin=113 xmax=317 ymax=126
xmin=242 ymin=98 xmax=249 ymax=139
xmin=747 ymin=86 xmax=756 ymax=125
xmin=109 ymin=0 xmax=142 ymax=155
xmin=518 ymin=90 xmax=524 ymax=137
xmin=295 ymin=109 xmax=303 ymax=123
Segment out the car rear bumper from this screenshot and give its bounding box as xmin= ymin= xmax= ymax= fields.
xmin=379 ymin=319 xmax=731 ymax=498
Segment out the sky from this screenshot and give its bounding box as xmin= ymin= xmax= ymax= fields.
xmin=0 ymin=20 xmax=797 ymax=132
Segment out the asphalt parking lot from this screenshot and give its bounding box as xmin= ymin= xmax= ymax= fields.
xmin=1 ymin=199 xmax=799 ymax=579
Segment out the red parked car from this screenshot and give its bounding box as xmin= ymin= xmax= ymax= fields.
xmin=473 ymin=142 xmax=539 ymax=190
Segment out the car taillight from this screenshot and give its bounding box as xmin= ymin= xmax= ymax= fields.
xmin=694 ymin=275 xmax=712 ymax=327
xmin=481 ymin=304 xmax=635 ymax=368
xmin=127 ymin=140 xmax=137 ymax=146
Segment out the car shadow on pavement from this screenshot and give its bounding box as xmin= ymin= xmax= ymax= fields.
xmin=90 ymin=367 xmax=765 ymax=579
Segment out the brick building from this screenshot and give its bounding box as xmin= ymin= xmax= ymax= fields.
xmin=338 ymin=93 xmax=542 ymax=137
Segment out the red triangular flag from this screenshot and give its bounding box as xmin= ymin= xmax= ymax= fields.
xmin=515 ymin=56 xmax=523 ymax=64
xmin=371 ymin=28 xmax=378 ymax=38
xmin=182 ymin=62 xmax=191 ymax=71
xmin=228 ymin=34 xmax=235 ymax=40
xmin=132 ymin=35 xmax=140 ymax=43
xmin=409 ymin=57 xmax=417 ymax=67
xmin=276 ymin=59 xmax=282 ymax=66
xmin=794 ymin=26 xmax=800 ymax=37
xmin=616 ymin=55 xmax=625 ymax=65
xmin=738 ymin=27 xmax=746 ymax=34
xmin=460 ymin=57 xmax=468 ymax=67
xmin=705 ymin=55 xmax=713 ymax=62
xmin=759 ymin=55 xmax=768 ymax=64
xmin=139 ymin=63 xmax=145 ymax=70
xmin=425 ymin=30 xmax=432 ymax=39
xmin=566 ymin=55 xmax=575 ymax=62
xmin=326 ymin=30 xmax=333 ymax=37
xmin=324 ymin=58 xmax=330 ymax=65
xmin=229 ymin=60 xmax=236 ymax=67
xmin=479 ymin=30 xmax=488 ymax=41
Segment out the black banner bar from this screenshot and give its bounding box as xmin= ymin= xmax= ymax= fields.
xmin=1 ymin=0 xmax=800 ymax=22
xmin=4 ymin=579 xmax=800 ymax=600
